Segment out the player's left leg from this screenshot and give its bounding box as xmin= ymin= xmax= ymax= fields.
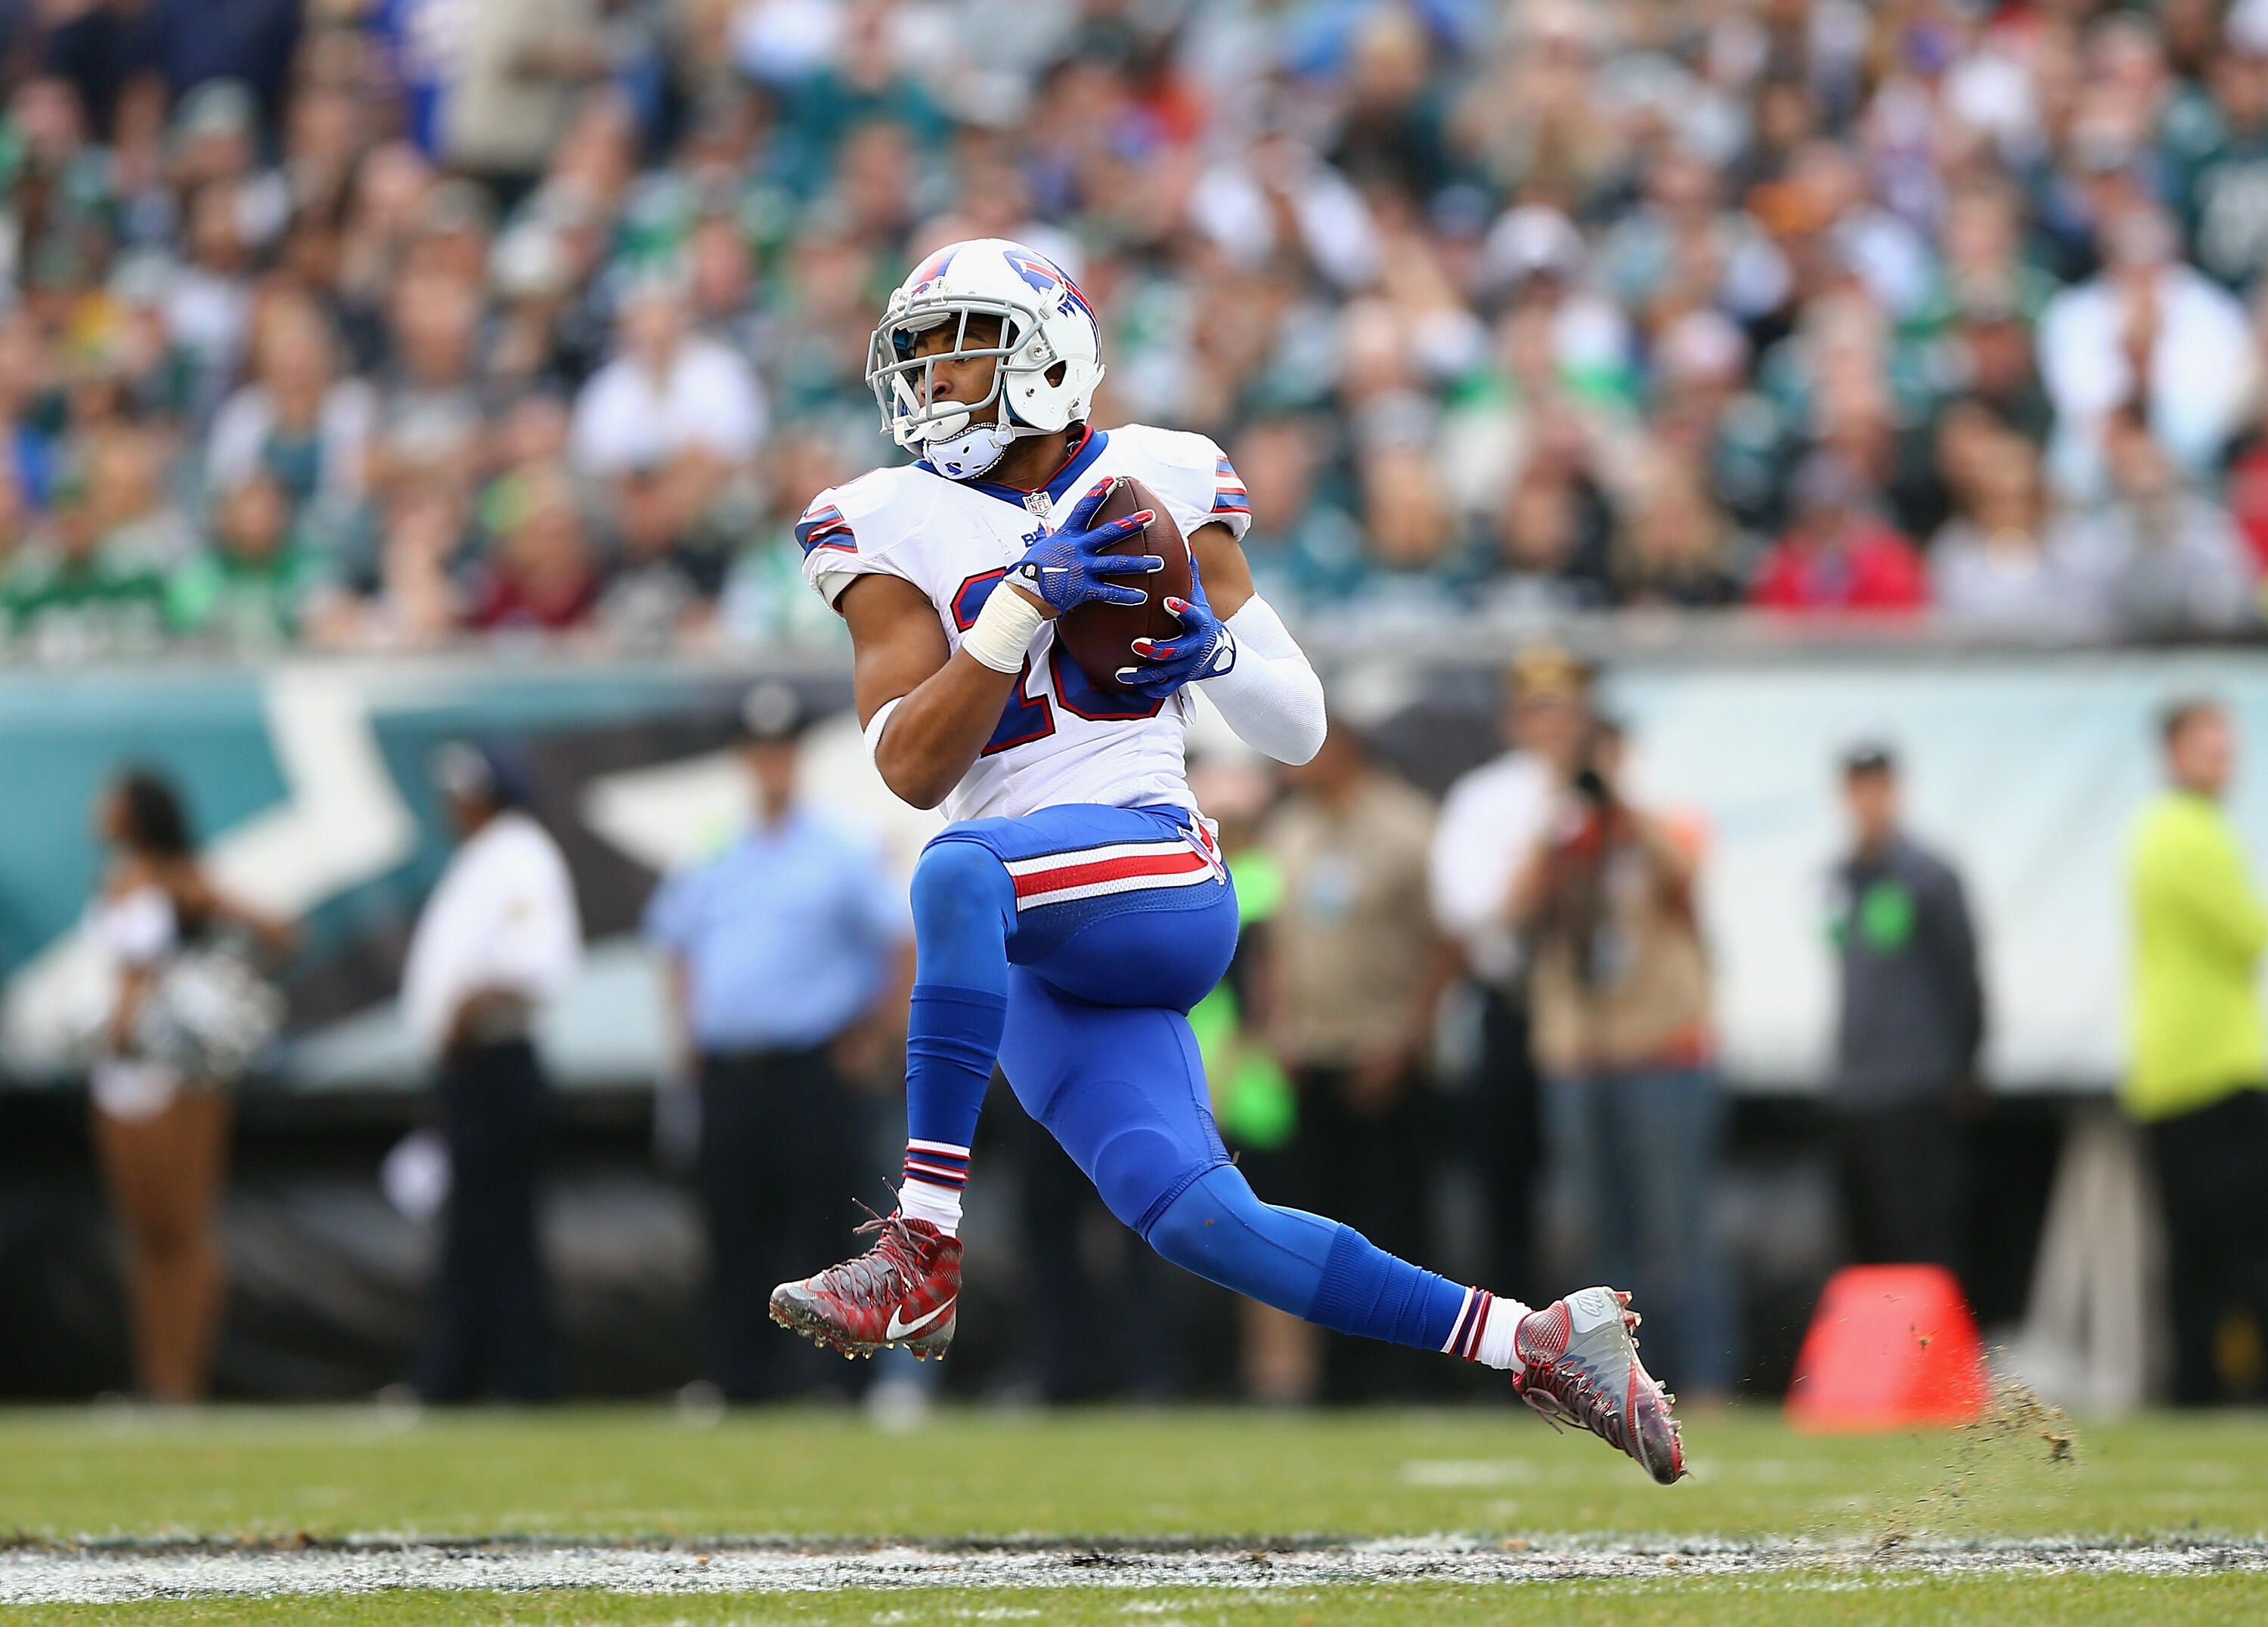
xmin=1000 ymin=956 xmax=1685 ymax=1484
xmin=769 ymin=804 xmax=1225 ymax=1361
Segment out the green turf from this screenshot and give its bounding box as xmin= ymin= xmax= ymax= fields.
xmin=4 ymin=1403 xmax=2264 ymax=1625
xmin=0 ymin=1402 xmax=2261 ymax=1543
xmin=7 ymin=1577 xmax=2268 ymax=1627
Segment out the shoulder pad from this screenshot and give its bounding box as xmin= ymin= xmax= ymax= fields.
xmin=1108 ymin=422 xmax=1222 ymax=476
xmin=1111 ymin=423 xmax=1249 ymax=539
xmin=796 ymin=464 xmax=945 ymax=559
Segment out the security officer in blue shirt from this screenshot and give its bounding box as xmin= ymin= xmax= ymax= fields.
xmin=643 ymin=683 xmax=912 ymax=1399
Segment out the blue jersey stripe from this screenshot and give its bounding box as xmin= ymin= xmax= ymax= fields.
xmin=1213 ymin=453 xmax=1249 ymax=519
xmin=795 ymin=505 xmax=856 ymax=555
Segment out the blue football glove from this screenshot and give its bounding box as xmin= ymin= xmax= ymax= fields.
xmin=1115 ymin=571 xmax=1237 ymax=699
xmin=1010 ymin=478 xmax=1164 ymax=615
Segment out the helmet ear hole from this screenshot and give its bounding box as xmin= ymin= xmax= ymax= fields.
xmin=1046 ymin=361 xmax=1067 ymax=387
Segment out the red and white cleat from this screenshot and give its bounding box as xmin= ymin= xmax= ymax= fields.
xmin=1511 ymin=1285 xmax=1687 ymax=1485
xmin=769 ymin=1211 xmax=962 ymax=1360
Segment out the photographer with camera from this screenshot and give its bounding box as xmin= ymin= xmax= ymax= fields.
xmin=1430 ymin=648 xmax=1590 ymax=1316
xmin=1507 ymin=717 xmax=1735 ymax=1405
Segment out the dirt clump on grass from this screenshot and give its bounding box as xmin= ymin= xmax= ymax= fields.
xmin=1874 ymin=1374 xmax=2078 ymax=1552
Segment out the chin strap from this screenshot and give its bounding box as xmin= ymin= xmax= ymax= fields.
xmin=926 ymin=404 xmax=1078 ymax=481
xmin=925 ymin=418 xmax=1024 ymax=480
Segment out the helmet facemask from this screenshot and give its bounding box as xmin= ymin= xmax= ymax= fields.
xmin=869 ymin=294 xmax=1065 ymax=478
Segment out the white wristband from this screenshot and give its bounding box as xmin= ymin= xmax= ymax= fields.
xmin=863 ymin=696 xmax=903 ymax=770
xmin=962 ymin=582 xmax=1047 ymax=672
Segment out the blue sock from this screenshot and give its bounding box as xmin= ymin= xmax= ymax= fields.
xmin=904 ymin=985 xmax=1008 ymax=1153
xmin=1145 ymin=1165 xmax=1471 ymax=1354
xmin=899 ymin=841 xmax=1018 ymax=1230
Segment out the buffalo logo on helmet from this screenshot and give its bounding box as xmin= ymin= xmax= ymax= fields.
xmin=1002 ymin=249 xmax=1097 ymax=336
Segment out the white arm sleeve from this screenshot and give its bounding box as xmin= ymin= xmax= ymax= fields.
xmin=1195 ymin=594 xmax=1327 ymax=765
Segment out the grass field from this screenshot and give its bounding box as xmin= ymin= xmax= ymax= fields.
xmin=2 ymin=1401 xmax=2265 ymax=1624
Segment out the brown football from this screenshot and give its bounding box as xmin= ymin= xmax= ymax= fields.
xmin=1055 ymin=475 xmax=1193 ymax=693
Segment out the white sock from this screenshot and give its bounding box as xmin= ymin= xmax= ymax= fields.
xmin=1442 ymin=1288 xmax=1534 ymax=1369
xmin=898 ymin=1140 xmax=968 ymax=1237
xmin=897 ymin=1176 xmax=963 ymax=1237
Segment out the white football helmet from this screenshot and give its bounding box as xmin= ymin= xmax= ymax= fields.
xmin=867 ymin=238 xmax=1106 ymax=481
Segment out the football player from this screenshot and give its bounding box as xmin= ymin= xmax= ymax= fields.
xmin=769 ymin=239 xmax=1684 ymax=1481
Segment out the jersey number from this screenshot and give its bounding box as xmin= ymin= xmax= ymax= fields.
xmin=952 ymin=569 xmax=1054 ymax=755
xmin=950 ymin=569 xmax=1163 ymax=756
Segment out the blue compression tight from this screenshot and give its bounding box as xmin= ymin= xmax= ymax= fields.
xmin=901 ymin=840 xmax=1015 ymax=1154
xmin=1145 ymin=1166 xmax=1468 ymax=1347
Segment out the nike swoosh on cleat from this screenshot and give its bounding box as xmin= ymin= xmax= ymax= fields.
xmin=885 ymin=1300 xmax=955 ymax=1341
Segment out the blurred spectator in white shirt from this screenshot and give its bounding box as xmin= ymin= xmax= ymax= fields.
xmin=572 ymin=269 xmax=765 ymax=586
xmin=572 ymin=274 xmax=767 ymax=478
xmin=2040 ymin=205 xmax=2259 ymax=502
xmin=399 ymin=755 xmax=578 ymax=1054
xmin=400 ymin=741 xmax=581 ymax=1402
xmin=1190 ymin=132 xmax=1382 ymax=295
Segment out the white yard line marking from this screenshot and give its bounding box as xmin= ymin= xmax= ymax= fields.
xmin=3 ymin=1538 xmax=2264 ymax=1602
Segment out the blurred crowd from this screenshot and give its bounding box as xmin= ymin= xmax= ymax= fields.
xmin=14 ymin=0 xmax=2268 ymax=661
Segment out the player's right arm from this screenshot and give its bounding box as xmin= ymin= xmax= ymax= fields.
xmin=841 ymin=573 xmax=1024 ymax=810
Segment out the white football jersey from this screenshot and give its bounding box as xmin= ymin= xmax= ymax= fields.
xmin=799 ymin=424 xmax=1251 ymax=824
